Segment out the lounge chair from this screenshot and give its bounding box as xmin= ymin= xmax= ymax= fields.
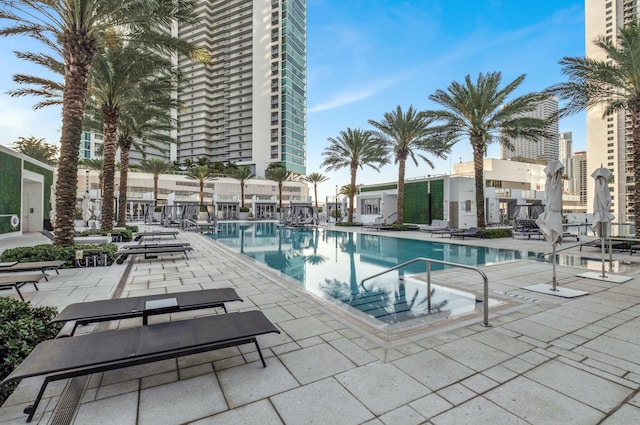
xmin=417 ymin=219 xmax=450 ymax=233
xmin=2 ymin=310 xmax=280 ymax=422
xmin=0 ymin=272 xmax=47 ymax=301
xmin=449 ymin=227 xmax=483 ymax=240
xmin=39 ymin=230 xmax=110 ymax=245
xmin=512 ymin=219 xmax=544 ymax=239
xmin=0 ymin=261 xmax=66 ymax=281
xmin=134 ymin=231 xmax=179 ymax=241
xmin=115 ymin=245 xmax=193 ymax=264
xmin=119 ymin=242 xmax=191 ymax=250
xmin=51 ymin=288 xmax=243 ymax=335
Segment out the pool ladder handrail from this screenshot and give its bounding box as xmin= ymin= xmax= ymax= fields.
xmin=360 ymin=257 xmax=491 ymax=327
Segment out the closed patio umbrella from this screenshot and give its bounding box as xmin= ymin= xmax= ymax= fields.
xmin=535 ymin=160 xmax=564 ymax=291
xmin=81 ymin=191 xmax=91 ymax=226
xmin=592 ymin=167 xmax=615 ymax=278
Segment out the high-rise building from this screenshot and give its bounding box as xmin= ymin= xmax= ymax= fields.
xmin=559 ymin=132 xmax=573 ymax=192
xmin=585 ymin=0 xmax=635 ymax=222
xmin=500 ymin=97 xmax=559 ymax=163
xmin=572 ymin=150 xmax=588 ymax=205
xmin=173 ymin=0 xmax=307 ymax=177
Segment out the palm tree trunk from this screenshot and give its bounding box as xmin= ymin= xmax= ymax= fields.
xmin=314 ymin=184 xmax=318 ymax=209
xmin=397 ymin=158 xmax=406 ymax=225
xmin=117 ymin=145 xmax=131 ymax=227
xmin=53 ymin=39 xmax=94 ymax=246
xmin=200 ymin=180 xmax=204 ymax=205
xmin=349 ymin=165 xmax=357 ymax=222
xmin=241 ymin=182 xmax=245 ymax=208
xmin=154 ymin=175 xmax=159 ymax=205
xmin=278 ymin=182 xmax=283 ymax=209
xmin=472 ymin=140 xmax=486 ymax=228
xmin=100 ymin=107 xmax=119 ymax=231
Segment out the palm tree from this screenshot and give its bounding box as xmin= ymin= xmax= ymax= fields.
xmin=115 ymin=103 xmax=174 ymax=226
xmin=548 ymin=21 xmax=640 ymax=235
xmin=369 ymin=105 xmax=451 ymax=225
xmin=231 ymin=166 xmax=255 ymax=208
xmin=426 ymin=72 xmax=553 ymax=227
xmin=85 ymin=40 xmax=178 ymax=230
xmin=137 ymin=158 xmax=176 ymax=205
xmin=321 ymin=128 xmax=388 ymax=222
xmin=303 ymin=172 xmax=329 ymax=209
xmin=266 ymin=166 xmax=291 ymax=209
xmin=1 ymin=0 xmax=201 ymax=246
xmin=186 ymin=164 xmax=214 ymax=205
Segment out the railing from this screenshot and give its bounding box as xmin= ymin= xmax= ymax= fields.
xmin=360 ymin=257 xmax=491 ymax=327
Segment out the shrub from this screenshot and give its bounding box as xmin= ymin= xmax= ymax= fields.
xmin=0 ymin=244 xmax=74 ymax=266
xmin=239 ymin=206 xmax=250 ymax=213
xmin=78 ymin=229 xmax=133 ymax=242
xmin=154 ymin=206 xmax=162 ymax=212
xmin=317 ymin=207 xmax=323 ymax=213
xmin=0 ymin=299 xmax=63 ymax=405
xmin=479 ymin=228 xmax=512 ymax=239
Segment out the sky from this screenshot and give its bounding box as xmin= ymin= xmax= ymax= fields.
xmin=0 ymin=0 xmax=587 ymax=203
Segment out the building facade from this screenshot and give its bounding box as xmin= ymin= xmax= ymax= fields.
xmin=585 ymin=0 xmax=635 ymax=222
xmin=173 ymin=0 xmax=307 ymax=177
xmin=500 ymin=97 xmax=559 ymax=163
xmin=559 ymin=132 xmax=573 ymax=193
xmin=572 ymin=150 xmax=588 ymax=206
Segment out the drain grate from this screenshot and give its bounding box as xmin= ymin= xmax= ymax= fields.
xmin=49 ymin=376 xmax=89 ymax=425
xmin=492 ymin=290 xmax=540 ymax=303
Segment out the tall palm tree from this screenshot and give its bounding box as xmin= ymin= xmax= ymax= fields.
xmin=266 ymin=166 xmax=291 ymax=209
xmin=369 ymin=105 xmax=451 ymax=225
xmin=548 ymin=21 xmax=640 ymax=235
xmin=186 ymin=164 xmax=214 ymax=205
xmin=85 ymin=40 xmax=179 ymax=230
xmin=231 ymin=166 xmax=255 ymax=208
xmin=303 ymin=172 xmax=329 ymax=209
xmin=115 ymin=102 xmax=174 ymax=226
xmin=137 ymin=158 xmax=176 ymax=205
xmin=1 ymin=0 xmax=201 ymax=246
xmin=426 ymin=72 xmax=553 ymax=227
xmin=321 ymin=128 xmax=388 ymax=222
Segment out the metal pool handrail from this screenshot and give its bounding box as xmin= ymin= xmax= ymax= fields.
xmin=360 ymin=257 xmax=491 ymax=327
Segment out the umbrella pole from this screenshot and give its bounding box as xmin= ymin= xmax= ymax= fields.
xmin=552 ymin=242 xmax=557 ymax=291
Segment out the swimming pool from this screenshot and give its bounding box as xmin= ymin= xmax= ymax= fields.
xmin=208 ymin=223 xmax=530 ymax=324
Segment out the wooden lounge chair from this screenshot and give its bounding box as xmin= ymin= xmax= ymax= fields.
xmin=2 ymin=311 xmax=280 ymax=422
xmin=134 ymin=231 xmax=179 ymax=241
xmin=449 ymin=227 xmax=482 ymax=240
xmin=417 ymin=219 xmax=450 ymax=233
xmin=115 ymin=245 xmax=193 ymax=264
xmin=0 ymin=261 xmax=66 ymax=281
xmin=0 ymin=272 xmax=47 ymax=301
xmin=51 ymin=288 xmax=243 ymax=335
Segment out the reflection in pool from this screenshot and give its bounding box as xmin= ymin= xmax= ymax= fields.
xmin=208 ymin=223 xmax=533 ymax=323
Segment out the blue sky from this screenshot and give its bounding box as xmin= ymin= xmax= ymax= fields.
xmin=0 ymin=0 xmax=586 ymax=202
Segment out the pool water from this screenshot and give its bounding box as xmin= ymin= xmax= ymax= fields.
xmin=208 ymin=223 xmax=533 ymax=324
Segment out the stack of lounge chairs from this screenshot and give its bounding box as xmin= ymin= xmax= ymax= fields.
xmin=1 ymin=288 xmax=280 ymax=422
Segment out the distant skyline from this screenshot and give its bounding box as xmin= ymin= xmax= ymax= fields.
xmin=0 ymin=0 xmax=586 ymax=203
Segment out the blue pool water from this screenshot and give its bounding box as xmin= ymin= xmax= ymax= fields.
xmin=207 ymin=223 xmax=536 ymax=324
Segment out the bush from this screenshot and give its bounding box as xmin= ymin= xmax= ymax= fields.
xmin=479 ymin=228 xmax=512 ymax=239
xmin=154 ymin=206 xmax=162 ymax=212
xmin=239 ymin=206 xmax=250 ymax=212
xmin=0 ymin=299 xmax=63 ymax=405
xmin=78 ymin=229 xmax=133 ymax=242
xmin=0 ymin=244 xmax=74 ymax=266
xmin=0 ymin=243 xmax=119 ymax=266
xmin=317 ymin=207 xmax=323 ymax=213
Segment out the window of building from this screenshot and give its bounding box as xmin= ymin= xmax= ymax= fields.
xmin=361 ymin=199 xmax=380 ymax=215
xmin=465 ymin=200 xmax=472 ymax=212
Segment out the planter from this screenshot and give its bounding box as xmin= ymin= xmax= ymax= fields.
xmin=198 ymin=212 xmax=209 ymax=221
xmin=238 ymin=211 xmax=250 ymax=220
xmin=74 ymin=219 xmax=85 ymax=228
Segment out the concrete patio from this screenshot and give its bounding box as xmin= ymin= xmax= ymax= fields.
xmin=1 ymin=227 xmax=640 ymax=425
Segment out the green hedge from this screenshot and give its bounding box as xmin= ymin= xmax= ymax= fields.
xmin=0 ymin=299 xmax=62 ymax=405
xmin=478 ymin=228 xmax=512 ymax=239
xmin=0 ymin=243 xmax=119 ymax=266
xmin=78 ymin=228 xmax=133 ymax=242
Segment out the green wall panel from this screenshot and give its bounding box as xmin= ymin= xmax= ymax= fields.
xmin=361 ymin=183 xmax=396 ymax=193
xmin=402 ymin=179 xmax=444 ymax=224
xmin=0 ymin=152 xmax=22 ymax=234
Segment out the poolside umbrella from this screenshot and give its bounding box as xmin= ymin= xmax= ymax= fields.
xmin=81 ymin=191 xmax=91 ymax=226
xmin=49 ymin=185 xmax=56 ymax=224
xmin=535 ymin=160 xmax=564 ymax=291
xmin=592 ymin=167 xmax=615 ymax=278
